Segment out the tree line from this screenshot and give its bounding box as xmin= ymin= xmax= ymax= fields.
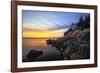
xmin=64 ymin=15 xmax=90 ymax=36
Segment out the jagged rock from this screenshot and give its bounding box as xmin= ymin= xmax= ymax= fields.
xmin=46 ymin=28 xmax=90 ymax=60
xmin=27 ymin=50 xmax=43 ymax=61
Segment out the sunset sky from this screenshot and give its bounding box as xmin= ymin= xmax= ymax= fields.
xmin=22 ymin=10 xmax=89 ymax=38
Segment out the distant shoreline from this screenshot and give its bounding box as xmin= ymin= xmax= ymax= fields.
xmin=22 ymin=37 xmax=63 ymax=39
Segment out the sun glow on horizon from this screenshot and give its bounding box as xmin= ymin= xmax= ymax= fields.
xmin=23 ymin=30 xmax=65 ymax=38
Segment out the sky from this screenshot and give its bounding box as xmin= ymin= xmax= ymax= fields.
xmin=22 ymin=10 xmax=89 ymax=38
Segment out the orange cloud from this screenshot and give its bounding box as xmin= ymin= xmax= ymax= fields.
xmin=23 ymin=31 xmax=63 ymax=38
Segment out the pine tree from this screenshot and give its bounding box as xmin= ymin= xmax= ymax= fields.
xmin=84 ymin=15 xmax=90 ymax=28
xmin=78 ymin=16 xmax=85 ymax=30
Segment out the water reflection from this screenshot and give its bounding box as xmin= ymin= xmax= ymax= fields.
xmin=22 ymin=38 xmax=49 ymax=49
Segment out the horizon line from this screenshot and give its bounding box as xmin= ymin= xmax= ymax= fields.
xmin=22 ymin=37 xmax=63 ymax=39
